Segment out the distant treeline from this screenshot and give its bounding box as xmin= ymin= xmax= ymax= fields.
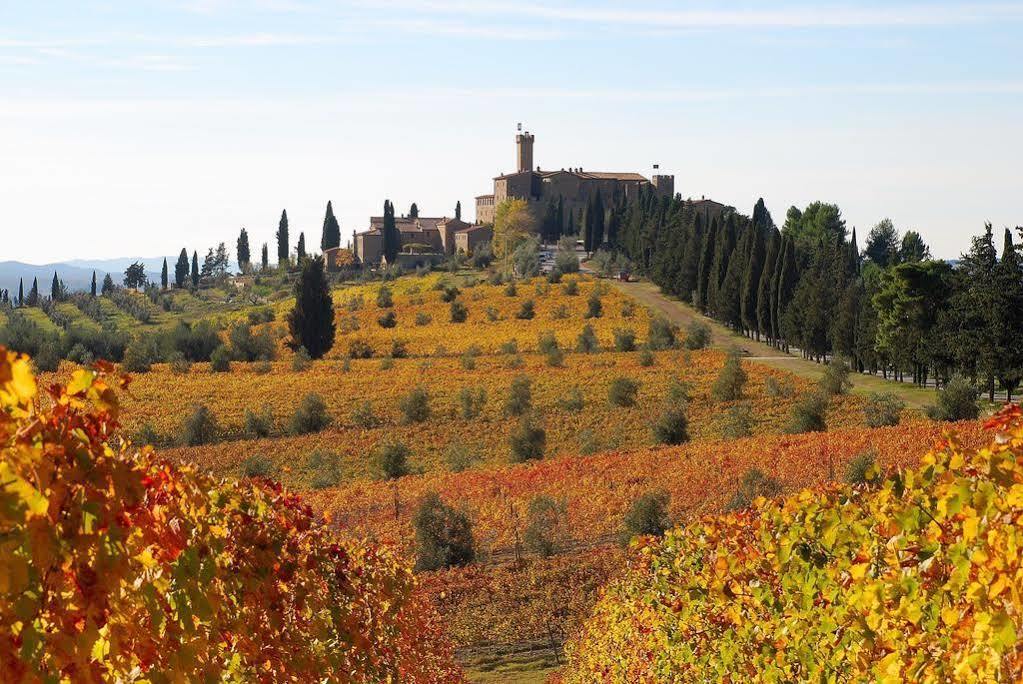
xmin=590 ymin=187 xmax=1022 ymax=402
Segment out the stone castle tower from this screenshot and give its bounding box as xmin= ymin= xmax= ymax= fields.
xmin=516 ymin=131 xmax=535 ymax=173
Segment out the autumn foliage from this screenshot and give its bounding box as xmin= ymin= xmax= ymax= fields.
xmin=0 ymin=348 xmax=462 ymax=682
xmin=560 ymin=406 xmax=1023 ymax=682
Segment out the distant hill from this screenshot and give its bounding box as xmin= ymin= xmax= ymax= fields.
xmin=0 ymin=257 xmax=172 ymax=295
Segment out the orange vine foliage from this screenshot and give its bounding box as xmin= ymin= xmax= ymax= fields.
xmin=559 ymin=407 xmax=1023 ymax=682
xmin=0 ymin=348 xmax=463 ymax=682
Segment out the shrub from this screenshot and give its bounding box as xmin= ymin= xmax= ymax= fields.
xmin=652 ymin=408 xmax=689 ymax=445
xmin=210 ymin=345 xmax=232 ymax=372
xmin=450 ymin=301 xmax=468 ymax=323
xmin=545 ymin=346 xmax=565 ymax=368
xmin=683 ymin=320 xmax=711 ymax=350
xmin=460 ymin=350 xmax=477 ymax=370
xmin=122 ymin=335 xmax=159 ymax=373
xmin=350 ymin=401 xmax=380 ymax=429
xmin=647 ymin=317 xmax=678 ymax=350
xmin=576 ymin=324 xmax=599 ymax=353
xmin=558 ymin=386 xmax=585 ymax=412
xmin=846 ymin=449 xmax=878 ymax=486
xmin=711 ymin=349 xmax=747 ymax=402
xmin=819 ymin=356 xmax=852 ymax=396
xmin=608 ymin=377 xmax=640 ymax=407
xmin=415 ymin=311 xmax=432 ymax=326
xmin=504 ymin=375 xmax=532 ymax=416
xmin=555 ymin=236 xmax=580 ymax=273
xmin=546 ymin=268 xmax=562 ymax=284
xmin=413 ymin=492 xmax=475 ymax=571
xmin=389 ymin=339 xmax=408 ymax=359
xmin=399 ymin=386 xmax=430 ymax=424
xmin=229 ymin=321 xmax=276 ymax=362
xmin=500 ymin=339 xmax=519 ymax=355
xmin=458 ymin=387 xmax=486 ymax=419
xmin=306 ymin=450 xmax=342 ymax=490
xmin=133 ymin=422 xmax=162 ymax=447
xmin=638 ymin=348 xmax=655 ymax=367
xmin=440 ymin=285 xmax=461 ymax=303
xmin=523 ymin=495 xmax=568 ymax=558
xmin=169 ymin=353 xmax=192 ymax=375
xmin=509 ymin=417 xmax=546 ymax=463
xmin=375 ymin=442 xmax=412 ymax=480
xmin=445 ymin=442 xmax=481 ymax=473
xmin=503 ymin=282 xmax=518 ymax=297
xmin=538 ymin=331 xmax=559 ymax=355
xmin=505 ymin=354 xmax=525 ymax=369
xmin=291 ymin=346 xmax=313 ymax=371
xmin=864 ymin=392 xmax=905 ymax=427
xmin=244 ymin=406 xmax=274 ymax=438
xmin=926 ymin=375 xmax=979 ymax=422
xmin=585 ymin=293 xmax=603 ymax=319
xmin=667 ymin=378 xmax=693 ymax=406
xmin=721 ymin=402 xmax=755 ymax=439
xmin=182 ymin=404 xmax=219 ymax=446
xmin=376 ymin=286 xmax=393 ymax=308
xmin=765 ymin=375 xmax=795 ymax=398
xmin=348 ymin=340 xmax=374 ymax=359
xmin=786 ymin=392 xmax=828 ymax=434
xmin=562 ymin=279 xmax=579 ymax=296
xmin=621 ymin=491 xmax=671 ymax=544
xmin=289 ymin=393 xmax=331 ymax=435
xmin=725 ymin=468 xmax=782 ymax=511
xmin=612 ymin=328 xmax=637 ymax=352
xmin=516 ymin=299 xmax=535 ymax=320
xmin=377 ymin=311 xmax=397 ymax=328
xmin=241 ymin=453 xmax=273 ymax=478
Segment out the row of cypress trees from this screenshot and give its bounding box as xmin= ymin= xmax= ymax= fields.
xmin=608 ymin=187 xmax=1023 ymax=401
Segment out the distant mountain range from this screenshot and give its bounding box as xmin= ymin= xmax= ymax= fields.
xmin=0 ymin=257 xmax=174 ymax=295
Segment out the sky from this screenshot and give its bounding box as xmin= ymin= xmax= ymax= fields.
xmin=1 ymin=1 xmax=1021 ymax=263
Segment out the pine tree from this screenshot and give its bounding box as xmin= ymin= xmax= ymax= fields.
xmin=191 ymin=251 xmax=199 ymax=288
xmin=455 ymin=201 xmax=462 ymax=221
xmin=382 ymin=200 xmax=399 ymax=264
xmin=864 ymin=218 xmax=899 ymax=268
xmin=756 ymin=228 xmax=780 ymax=341
xmin=237 ymin=228 xmax=252 ymax=270
xmin=297 ymin=232 xmax=307 ymax=261
xmin=408 ymin=202 xmax=419 ymax=219
xmin=276 ymin=209 xmax=290 ymax=266
xmin=320 ymin=201 xmax=341 ymax=251
xmin=161 ymin=258 xmax=169 ymax=289
xmin=695 ymin=217 xmax=718 ymax=311
xmin=175 ymin=249 xmax=189 ymax=288
xmin=90 ymin=271 xmax=97 ymax=297
xmin=287 ymin=256 xmax=336 ymax=359
xmin=50 ymin=272 xmax=60 ymax=302
xmin=261 ymin=243 xmax=269 ymax=271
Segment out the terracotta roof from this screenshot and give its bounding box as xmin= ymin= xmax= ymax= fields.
xmin=456 ymin=224 xmax=492 ymax=234
xmin=494 ymin=169 xmax=649 ymax=182
xmin=368 ymin=216 xmax=445 ymax=232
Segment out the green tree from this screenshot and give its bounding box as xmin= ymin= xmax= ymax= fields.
xmin=50 ymin=272 xmax=61 ymax=301
xmin=90 ymin=271 xmax=97 ymax=297
xmin=123 ymin=262 xmax=147 ymax=290
xmin=297 ymin=232 xmax=306 ymax=261
xmin=191 ymin=251 xmax=199 ymax=288
xmin=994 ymin=228 xmax=1023 ymax=400
xmin=413 ymin=492 xmax=475 ymax=571
xmin=455 ymin=200 xmax=462 ymax=221
xmin=161 ymin=258 xmax=169 ymax=289
xmin=320 ymin=201 xmax=340 ymax=251
xmin=899 ymin=230 xmax=931 ymax=263
xmin=237 ymin=228 xmax=251 ymax=270
xmin=864 ymin=218 xmax=900 ymax=268
xmin=261 ymin=243 xmax=269 ymax=271
xmin=741 ymin=200 xmax=770 ymax=337
xmin=756 ymin=228 xmax=781 ymax=341
xmin=382 ymin=200 xmax=399 ymax=264
xmin=175 ymin=248 xmax=189 ymax=288
xmin=276 ymin=209 xmax=290 ymax=266
xmin=287 ymin=256 xmax=336 ymax=359
xmin=28 ymin=277 xmax=39 ymax=306
xmin=408 ymin=202 xmax=418 ymax=219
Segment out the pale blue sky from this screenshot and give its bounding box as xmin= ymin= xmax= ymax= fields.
xmin=2 ymin=1 xmax=1021 ymax=262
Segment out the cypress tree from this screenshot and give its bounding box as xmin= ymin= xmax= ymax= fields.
xmin=90 ymin=271 xmax=97 ymax=297
xmin=556 ymin=196 xmax=564 ymax=236
xmin=995 ymin=228 xmax=1023 ymax=400
xmin=716 ymin=219 xmax=745 ymax=330
xmin=696 ymin=217 xmax=718 ymax=311
xmin=17 ymin=278 xmax=23 ymax=306
xmin=320 ymin=201 xmax=341 ymax=251
xmin=592 ymin=190 xmax=605 ymax=249
xmin=29 ymin=278 xmax=39 ymax=306
xmin=175 ymin=249 xmax=189 ymax=288
xmin=773 ymin=237 xmax=797 ymax=351
xmin=276 ymin=210 xmax=290 ymax=266
xmin=237 ymin=228 xmax=251 ymax=270
xmin=677 ymin=214 xmax=703 ymax=303
xmin=707 ymin=216 xmax=735 ymax=318
xmin=408 ymin=202 xmax=419 ymax=219
xmin=382 ymin=200 xmax=399 ymax=264
xmin=741 ymin=205 xmax=769 ymax=337
xmin=191 ymin=251 xmax=199 ymax=288
xmin=846 ymin=226 xmax=860 ymax=277
xmin=566 ymin=206 xmax=576 ymax=236
xmin=297 ymin=232 xmax=307 ymax=261
xmin=50 ymin=272 xmax=60 ymax=301
xmin=287 ymin=255 xmax=336 ymax=359
xmin=261 ymin=243 xmax=269 ymax=271
xmin=756 ymin=228 xmax=781 ymax=341
xmin=161 ymin=258 xmax=169 ymax=289
xmin=606 ymin=202 xmax=621 ymax=248
xmin=455 ymin=201 xmax=462 ymax=221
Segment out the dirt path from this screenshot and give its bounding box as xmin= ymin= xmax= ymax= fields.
xmin=609 ymin=279 xmax=936 ymax=409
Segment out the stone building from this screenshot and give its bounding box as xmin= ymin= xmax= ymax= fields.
xmin=474 ymin=130 xmax=675 ymax=226
xmin=352 ymin=214 xmax=476 ymax=264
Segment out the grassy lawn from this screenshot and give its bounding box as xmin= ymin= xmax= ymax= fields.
xmin=462 ymin=648 xmax=561 ymax=684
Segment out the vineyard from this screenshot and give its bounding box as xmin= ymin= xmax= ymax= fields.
xmin=558 ymin=407 xmax=1023 ymax=682
xmin=0 ymin=349 xmax=463 ymax=681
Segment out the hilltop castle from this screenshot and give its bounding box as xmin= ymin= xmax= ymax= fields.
xmin=474 ymin=130 xmax=675 ymax=225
